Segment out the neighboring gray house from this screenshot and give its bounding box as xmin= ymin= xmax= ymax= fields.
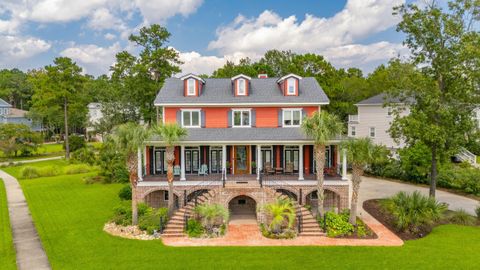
xmin=0 ymin=98 xmax=42 ymax=131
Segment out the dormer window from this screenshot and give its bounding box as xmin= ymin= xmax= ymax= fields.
xmin=237 ymin=79 xmax=246 ymax=95
xmin=187 ymin=78 xmax=195 ymax=96
xmin=287 ymin=78 xmax=296 ymax=95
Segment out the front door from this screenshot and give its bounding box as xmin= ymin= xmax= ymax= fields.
xmin=154 ymin=149 xmax=167 ymax=174
xmin=210 ymin=148 xmax=223 ymax=173
xmin=185 ymin=148 xmax=199 ymax=174
xmin=234 ymin=146 xmax=250 ymax=174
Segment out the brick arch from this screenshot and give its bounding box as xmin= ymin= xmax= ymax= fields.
xmin=186 ymin=188 xmax=212 ymax=198
xmin=302 ymin=186 xmax=345 ymax=212
xmin=137 ymin=187 xmax=182 ymax=201
xmin=224 ymin=193 xmax=260 ymax=208
xmin=273 ymin=187 xmax=299 ymax=200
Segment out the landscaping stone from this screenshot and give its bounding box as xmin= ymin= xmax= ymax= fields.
xmin=103 ymin=222 xmax=160 ymax=240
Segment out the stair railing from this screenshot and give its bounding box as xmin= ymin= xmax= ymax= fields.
xmin=296 ymin=214 xmax=302 ymax=233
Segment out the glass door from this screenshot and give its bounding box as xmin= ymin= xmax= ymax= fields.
xmin=154 ymin=149 xmax=166 ymax=174
xmin=234 ymin=146 xmax=249 ymax=174
xmin=185 ymin=148 xmax=200 ymax=174
xmin=284 ymin=147 xmax=299 ymax=172
xmin=210 ymin=148 xmax=223 ymax=173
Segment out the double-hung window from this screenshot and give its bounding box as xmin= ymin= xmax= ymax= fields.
xmin=182 ymin=110 xmax=200 ymax=128
xmin=387 ymin=107 xmax=393 ymax=117
xmin=287 ymin=78 xmax=296 ymax=95
xmin=283 ymin=109 xmax=302 ymax=127
xmin=369 ymin=127 xmax=376 ymax=138
xmin=350 ymin=126 xmax=356 ymax=137
xmin=187 ymin=78 xmax=195 ymax=96
xmin=237 ymin=79 xmax=246 ymax=95
xmin=233 ymin=109 xmax=251 ymax=127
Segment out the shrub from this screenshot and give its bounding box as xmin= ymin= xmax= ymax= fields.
xmin=38 ymin=166 xmax=61 ymax=177
xmin=20 ymin=166 xmax=39 ymax=179
xmin=138 ymin=207 xmax=168 ymax=235
xmin=118 ymin=185 xmax=132 ymax=200
xmin=98 ymin=140 xmax=129 ymax=183
xmin=381 ymin=191 xmax=447 ymax=233
xmin=263 ymin=197 xmax=296 ymax=235
xmin=64 ymin=164 xmax=91 ymax=174
xmin=324 ymin=211 xmax=354 ymax=237
xmin=449 ymin=209 xmax=476 ymax=226
xmin=476 ymin=205 xmax=480 ymax=220
xmin=438 ymin=165 xmax=480 ymax=196
xmin=194 ymin=203 xmax=229 ymax=236
xmin=71 ymin=147 xmax=96 ymax=165
xmin=83 ymin=175 xmax=104 ymax=184
xmin=64 ymin=135 xmax=86 ymax=152
xmin=110 ymin=201 xmax=132 ymax=226
xmin=260 ymin=223 xmax=296 ymax=239
xmin=186 ymin=219 xmax=204 ymax=238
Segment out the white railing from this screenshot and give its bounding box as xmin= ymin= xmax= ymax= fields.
xmin=457 ymin=148 xmax=477 ymax=165
xmin=348 ymin=115 xmax=359 ymax=122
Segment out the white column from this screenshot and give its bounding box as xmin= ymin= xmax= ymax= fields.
xmin=137 ymin=147 xmax=143 ymax=181
xmin=222 ymin=145 xmax=227 ymax=180
xmin=342 ymin=148 xmax=347 ymax=180
xmin=256 ymin=145 xmax=262 ymax=180
xmin=180 ymin=145 xmax=186 ymax=181
xmin=298 ymin=145 xmax=304 ymax=180
xmin=143 ymin=146 xmax=147 ymax=178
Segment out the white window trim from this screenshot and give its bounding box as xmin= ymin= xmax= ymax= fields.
xmin=287 ymin=78 xmax=296 ymax=95
xmin=232 ymin=109 xmax=251 ymax=128
xmin=237 ymin=79 xmax=246 ymax=96
xmin=181 ymin=109 xmax=201 ymax=128
xmin=282 ymin=108 xmax=302 ymax=127
xmin=369 ymin=127 xmax=376 ymax=138
xmin=187 ymin=78 xmax=196 ymax=96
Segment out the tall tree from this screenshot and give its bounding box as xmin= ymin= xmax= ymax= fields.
xmin=0 ymin=68 xmax=33 ymax=109
xmin=390 ymin=0 xmax=480 ymax=197
xmin=112 ymin=122 xmax=149 ymax=225
xmin=29 ymin=58 xmax=86 ymax=158
xmin=301 ymin=111 xmax=344 ymax=217
xmin=111 ymin=24 xmax=182 ymax=123
xmin=151 ymin=123 xmax=187 ymax=214
xmin=342 ymin=138 xmax=386 ymax=225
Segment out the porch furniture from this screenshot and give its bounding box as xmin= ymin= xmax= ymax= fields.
xmin=284 ymin=163 xmax=294 ymax=175
xmin=173 ymin=165 xmax=181 ymax=176
xmin=198 ymin=164 xmax=208 ymax=176
xmin=274 ymin=167 xmax=283 ymax=174
xmin=264 ymin=162 xmax=275 ymax=175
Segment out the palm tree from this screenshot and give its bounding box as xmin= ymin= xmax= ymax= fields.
xmin=342 ymin=137 xmax=386 ymax=225
xmin=264 ymin=197 xmax=296 ymax=234
xmin=151 ymin=123 xmax=187 ymax=214
xmin=301 ymin=111 xmax=344 ymax=218
xmin=194 ymin=203 xmax=229 ymax=233
xmin=112 ymin=122 xmax=149 ymax=225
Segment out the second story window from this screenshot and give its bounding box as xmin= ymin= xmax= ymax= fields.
xmin=187 ymin=78 xmax=195 ymax=96
xmin=233 ymin=109 xmax=251 ymax=127
xmin=182 ymin=110 xmax=200 ymax=128
xmin=387 ymin=107 xmax=393 ymax=117
xmin=287 ymin=78 xmax=296 ymax=95
xmin=369 ymin=127 xmax=376 ymax=138
xmin=237 ymin=79 xmax=246 ymax=95
xmin=283 ymin=109 xmax=302 ymax=127
xmin=350 ymin=126 xmax=356 ymax=137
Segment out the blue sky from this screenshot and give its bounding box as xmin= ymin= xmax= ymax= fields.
xmin=0 ymin=0 xmax=417 ymax=76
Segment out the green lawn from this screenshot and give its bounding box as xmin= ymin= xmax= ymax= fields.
xmin=0 ymin=142 xmax=102 ymax=162
xmin=0 ymin=180 xmax=16 ymax=270
xmin=2 ymin=162 xmax=480 ymax=270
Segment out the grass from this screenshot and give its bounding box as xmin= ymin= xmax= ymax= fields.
xmin=0 ymin=142 xmax=102 ymax=162
xmin=2 ymin=162 xmax=480 ymax=269
xmin=0 ymin=180 xmax=16 ymax=270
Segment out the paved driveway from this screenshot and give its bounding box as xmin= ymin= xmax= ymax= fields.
xmin=358 ymin=176 xmax=479 ymax=215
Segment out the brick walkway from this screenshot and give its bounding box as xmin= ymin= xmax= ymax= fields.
xmin=162 ymin=210 xmax=403 ymax=247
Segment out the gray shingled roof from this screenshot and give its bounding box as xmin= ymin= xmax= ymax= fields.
xmin=356 ymin=93 xmax=401 ymax=105
xmin=148 ymin=128 xmax=323 ymax=143
xmin=154 ymin=77 xmax=329 ymax=105
xmin=0 ymin=98 xmax=12 ymax=107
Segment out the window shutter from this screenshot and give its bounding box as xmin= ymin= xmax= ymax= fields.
xmin=176 ymin=110 xmax=181 ymax=125
xmin=251 ymin=109 xmax=256 ymax=127
xmin=227 ymin=110 xmax=232 ymax=127
xmin=302 ymin=109 xmax=307 ymax=120
xmin=201 ymin=110 xmax=206 ymax=128
xmin=278 ymin=109 xmax=282 ymax=127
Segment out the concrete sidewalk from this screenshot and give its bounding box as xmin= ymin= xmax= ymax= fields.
xmin=0 ymin=169 xmax=51 ymax=270
xmin=0 ymin=156 xmax=62 ymax=167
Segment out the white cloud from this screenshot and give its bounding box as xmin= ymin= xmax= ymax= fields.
xmin=87 ymin=8 xmax=126 ymax=32
xmin=134 ymin=0 xmax=204 ymax=23
xmin=208 ymin=0 xmax=406 ymax=72
xmin=104 ymin=33 xmax=116 ymax=40
xmin=60 ymin=42 xmax=121 ymax=75
xmin=0 ymin=35 xmax=50 ymax=66
xmin=178 ymin=51 xmax=227 ymax=75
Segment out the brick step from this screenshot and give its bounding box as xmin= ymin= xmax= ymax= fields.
xmin=301 ymin=223 xmax=321 ymax=229
xmin=165 ymin=224 xmax=183 ymax=229
xmin=162 ymin=233 xmax=185 ymax=238
xmin=164 ymin=229 xmax=184 ymax=234
xmin=299 ymin=232 xmax=326 ymax=237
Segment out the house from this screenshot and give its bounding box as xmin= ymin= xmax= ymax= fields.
xmin=136 ymin=73 xmax=350 ymax=237
xmin=0 ymin=98 xmax=42 ymax=131
xmin=86 ymin=102 xmax=103 ymax=141
xmin=348 ymin=93 xmax=477 ymax=164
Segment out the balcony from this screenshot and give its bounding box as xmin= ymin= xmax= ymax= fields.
xmin=348 ymin=114 xmax=359 ymax=122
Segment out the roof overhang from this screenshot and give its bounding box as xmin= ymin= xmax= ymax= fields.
xmin=276 ymin=73 xmax=303 ymax=83
xmin=231 ymin=74 xmax=252 ymax=81
xmin=154 ymin=102 xmax=328 ymax=107
xmin=179 ymin=73 xmax=206 ymax=84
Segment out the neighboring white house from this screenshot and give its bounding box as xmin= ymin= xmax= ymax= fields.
xmin=348 ymin=93 xmax=409 ymax=151
xmin=87 ymin=102 xmax=103 ymax=141
xmin=0 ymin=97 xmax=43 ymax=131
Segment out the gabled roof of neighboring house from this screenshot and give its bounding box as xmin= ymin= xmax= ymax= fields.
xmin=154 ymin=77 xmax=329 ymax=105
xmin=2 ymin=108 xmax=28 ymax=118
xmin=0 ymin=98 xmax=12 ymax=107
xmin=356 ymin=93 xmax=402 ymax=106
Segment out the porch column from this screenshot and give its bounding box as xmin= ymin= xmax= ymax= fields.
xmin=222 ymin=145 xmax=227 ymax=180
xmin=143 ymin=146 xmax=147 ymax=178
xmin=256 ymin=145 xmax=261 ymax=180
xmin=137 ymin=147 xmax=143 ymax=181
xmin=180 ymin=145 xmax=186 ymax=181
xmin=342 ymin=148 xmax=347 ymax=180
xmin=298 ymin=144 xmax=304 ymax=180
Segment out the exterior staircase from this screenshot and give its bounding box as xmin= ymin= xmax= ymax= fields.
xmin=275 ymin=192 xmax=325 ymax=237
xmin=162 ymin=189 xmax=218 ymax=238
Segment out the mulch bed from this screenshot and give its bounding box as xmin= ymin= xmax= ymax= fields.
xmin=363 ymin=199 xmax=433 ymax=240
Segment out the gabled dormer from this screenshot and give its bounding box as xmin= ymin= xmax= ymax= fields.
xmin=231 ymin=74 xmax=251 ymax=97
xmin=277 ymin=74 xmax=302 ymax=96
xmin=180 ymin=73 xmax=205 ymax=97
